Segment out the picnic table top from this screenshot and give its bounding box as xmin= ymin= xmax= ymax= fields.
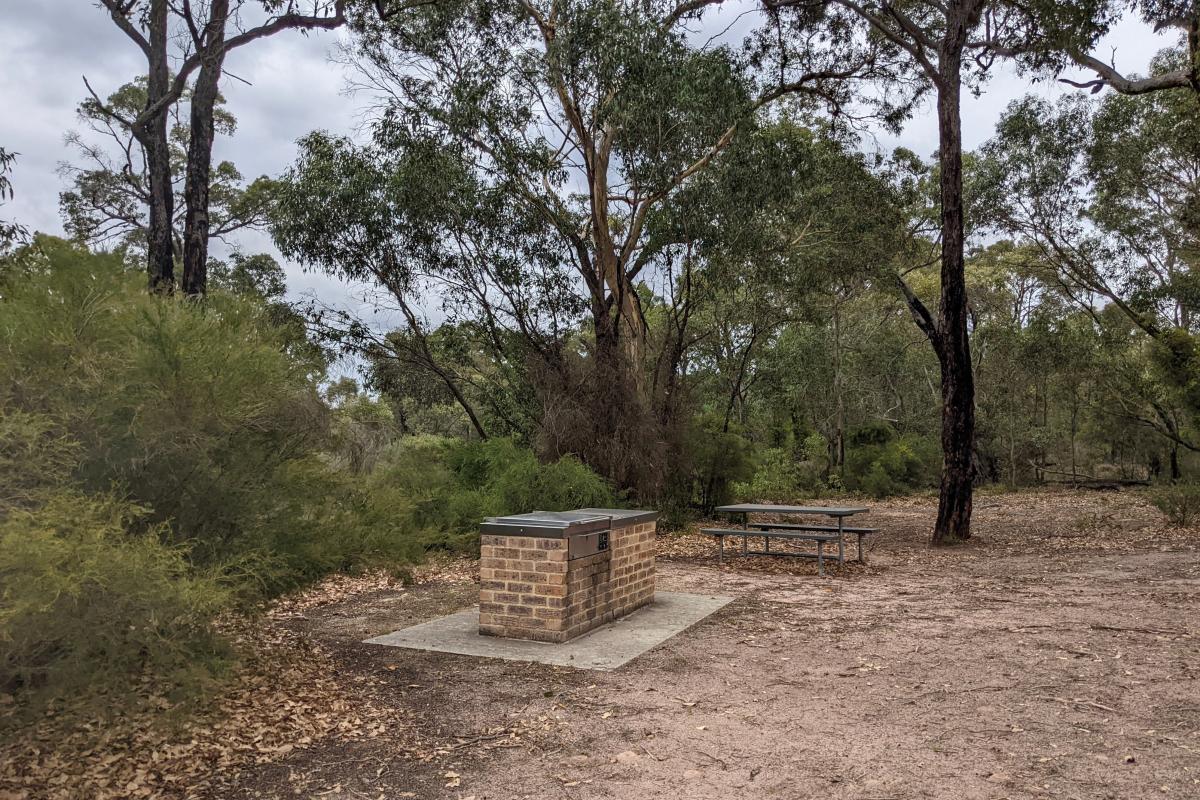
xmin=715 ymin=503 xmax=869 ymax=517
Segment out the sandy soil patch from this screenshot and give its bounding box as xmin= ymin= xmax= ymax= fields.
xmin=4 ymin=490 xmax=1198 ymax=799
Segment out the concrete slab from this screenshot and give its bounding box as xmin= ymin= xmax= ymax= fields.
xmin=363 ymin=591 xmax=733 ymax=671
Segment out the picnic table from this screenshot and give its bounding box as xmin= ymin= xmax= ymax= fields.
xmin=703 ymin=503 xmax=875 ymax=575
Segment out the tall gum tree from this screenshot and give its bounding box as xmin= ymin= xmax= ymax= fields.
xmin=58 ymin=79 xmax=275 ymax=257
xmin=770 ymin=0 xmax=1119 ymax=545
xmin=787 ymin=0 xmax=997 ymax=545
xmin=91 ymin=1 xmax=353 ymax=294
xmin=312 ymin=0 xmax=900 ymax=493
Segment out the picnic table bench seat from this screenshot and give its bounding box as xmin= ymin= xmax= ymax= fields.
xmin=700 ymin=527 xmax=841 ymax=574
xmin=748 ymin=522 xmax=877 ymax=534
xmin=709 ymin=503 xmax=875 ymax=573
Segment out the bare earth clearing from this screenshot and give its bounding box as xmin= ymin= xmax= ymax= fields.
xmin=4 ymin=490 xmax=1200 ymax=799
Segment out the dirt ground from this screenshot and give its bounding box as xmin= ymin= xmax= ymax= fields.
xmin=5 ymin=489 xmax=1200 ymax=799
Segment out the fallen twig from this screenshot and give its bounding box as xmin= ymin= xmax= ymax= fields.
xmin=1090 ymin=624 xmax=1185 ymax=636
xmin=1037 ymin=696 xmax=1117 ymax=713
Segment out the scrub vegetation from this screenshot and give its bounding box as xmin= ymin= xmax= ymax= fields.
xmin=0 ymin=238 xmax=613 ymax=715
xmin=1 ymin=0 xmax=1199 ymax=791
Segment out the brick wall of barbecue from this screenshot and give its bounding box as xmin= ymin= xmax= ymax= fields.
xmin=607 ymin=520 xmax=655 ymax=618
xmin=478 ymin=520 xmax=656 ymax=642
xmin=478 ymin=534 xmax=568 ymax=643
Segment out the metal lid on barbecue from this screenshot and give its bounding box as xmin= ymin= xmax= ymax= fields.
xmin=480 ymin=510 xmax=611 ymax=538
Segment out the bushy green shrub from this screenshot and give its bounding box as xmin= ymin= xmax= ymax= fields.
xmin=0 ymin=491 xmax=229 ymax=703
xmin=0 ymin=409 xmax=78 ymax=507
xmin=0 ymin=238 xmax=428 ymax=710
xmin=731 ymin=447 xmax=802 ymax=502
xmin=450 ymin=437 xmax=616 ymax=513
xmin=1149 ymin=482 xmax=1200 ymax=526
xmin=0 ymin=238 xmax=412 ymax=596
xmin=843 ymin=428 xmax=939 ymax=498
xmin=370 ymin=436 xmax=617 ymax=549
xmin=216 ymin=457 xmax=422 ymax=600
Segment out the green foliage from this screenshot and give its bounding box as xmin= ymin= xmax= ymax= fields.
xmin=0 ymin=403 xmax=230 ymax=707
xmin=0 ymin=238 xmax=429 ymax=709
xmin=674 ymin=414 xmax=756 ymax=512
xmin=731 ymin=447 xmax=802 ymax=503
xmin=1150 ymin=327 xmax=1200 ymax=411
xmin=727 ymin=428 xmax=938 ymax=503
xmin=59 ymin=78 xmax=274 ymax=256
xmin=209 ymin=252 xmax=288 ymax=300
xmin=0 ymin=409 xmax=79 ymax=507
xmin=0 ymin=490 xmax=230 ymax=705
xmin=370 ymin=436 xmax=617 ymax=550
xmin=0 ymin=146 xmax=27 ymax=251
xmin=979 ymin=77 xmax=1200 ymax=436
xmin=843 ymin=430 xmax=939 ymax=499
xmin=1 ymin=239 xmax=419 ymax=582
xmin=1149 ymin=482 xmax=1200 ymax=527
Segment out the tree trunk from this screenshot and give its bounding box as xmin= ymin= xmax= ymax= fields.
xmin=182 ymin=0 xmax=229 ymax=297
xmin=142 ymin=0 xmax=175 ymax=293
xmin=931 ymin=24 xmax=975 ymax=546
xmin=1070 ymin=395 xmax=1079 ymax=487
xmin=832 ymin=297 xmax=845 ymax=472
xmin=1008 ymin=405 xmax=1017 ymax=487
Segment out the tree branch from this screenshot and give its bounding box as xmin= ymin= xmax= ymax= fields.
xmin=896 ymin=274 xmax=941 ymax=351
xmin=99 ymin=0 xmax=152 ymax=56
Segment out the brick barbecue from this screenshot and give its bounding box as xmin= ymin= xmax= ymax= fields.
xmin=477 ymin=508 xmax=658 ymax=642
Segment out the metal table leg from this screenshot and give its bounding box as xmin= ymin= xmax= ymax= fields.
xmin=837 ymin=516 xmax=845 ymax=564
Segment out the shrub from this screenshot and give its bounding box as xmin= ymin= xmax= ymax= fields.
xmin=843 ymin=430 xmax=939 ymax=498
xmin=453 ymin=437 xmax=616 ymax=513
xmin=370 ymin=436 xmax=617 ymax=550
xmin=0 ymin=409 xmax=78 ymax=507
xmin=1149 ymin=482 xmax=1200 ymax=526
xmin=0 ymin=491 xmax=229 ymax=704
xmin=0 ymin=239 xmax=428 ymax=711
xmin=676 ymin=414 xmax=755 ymax=512
xmin=217 ymin=457 xmax=422 ymax=600
xmin=0 ymin=238 xmax=410 ymax=596
xmin=731 ymin=447 xmax=802 ymax=503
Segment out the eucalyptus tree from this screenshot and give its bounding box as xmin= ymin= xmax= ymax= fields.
xmin=272 ymin=128 xmax=574 ymax=444
xmin=278 ymin=0 xmax=892 ymax=494
xmin=58 ymin=80 xmax=275 ymax=258
xmin=978 ymin=67 xmax=1200 ymax=344
xmin=765 ymin=0 xmax=1129 ymax=543
xmin=977 ymin=70 xmax=1200 ymax=456
xmin=209 ymin=252 xmax=289 ymax=299
xmin=769 ymin=0 xmax=996 ymax=542
xmin=689 ymin=121 xmax=908 ymax=468
xmin=1088 ymin=52 xmax=1200 ymax=326
xmin=90 ymin=1 xmax=351 ymax=293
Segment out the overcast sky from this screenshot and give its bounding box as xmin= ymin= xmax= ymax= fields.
xmin=0 ymin=1 xmax=1176 ymax=314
